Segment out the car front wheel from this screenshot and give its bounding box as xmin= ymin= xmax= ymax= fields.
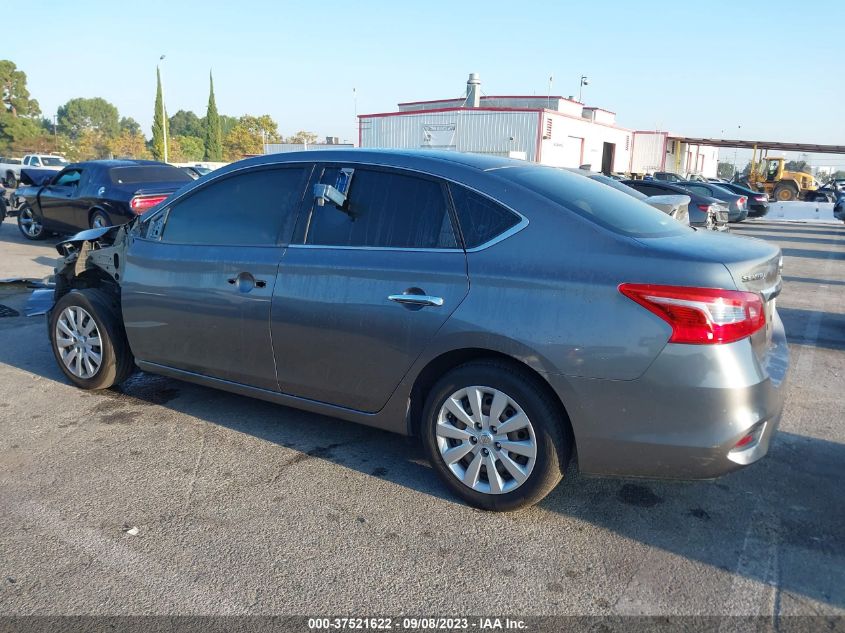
xmin=422 ymin=361 xmax=570 ymax=511
xmin=49 ymin=289 xmax=134 ymax=390
xmin=17 ymin=205 xmax=47 ymax=240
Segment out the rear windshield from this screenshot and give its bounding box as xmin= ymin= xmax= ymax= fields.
xmin=109 ymin=165 xmax=193 ymax=185
xmin=501 ymin=166 xmax=691 ymax=238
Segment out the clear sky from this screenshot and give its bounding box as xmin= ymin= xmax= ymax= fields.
xmin=5 ymin=0 xmax=842 ymax=167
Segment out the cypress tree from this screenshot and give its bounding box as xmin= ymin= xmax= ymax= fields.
xmin=151 ymin=66 xmax=168 ymax=160
xmin=204 ymin=71 xmax=222 ymax=161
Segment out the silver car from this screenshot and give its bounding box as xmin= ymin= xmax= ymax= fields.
xmin=46 ymin=150 xmax=789 ymax=511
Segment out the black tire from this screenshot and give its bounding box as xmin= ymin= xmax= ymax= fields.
xmin=17 ymin=204 xmax=48 ymax=240
xmin=421 ymin=360 xmax=571 ymax=511
xmin=89 ymin=209 xmax=110 ymax=229
xmin=4 ymin=171 xmax=16 ymax=189
xmin=49 ymin=289 xmax=134 ymax=390
xmin=773 ymin=183 xmax=797 ymax=202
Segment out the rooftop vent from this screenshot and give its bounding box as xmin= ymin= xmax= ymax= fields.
xmin=466 ymin=73 xmax=481 ymax=108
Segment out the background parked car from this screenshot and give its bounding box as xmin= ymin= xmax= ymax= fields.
xmin=12 ymin=159 xmax=192 ymax=240
xmin=1 ymin=154 xmax=69 ymax=188
xmin=717 ymin=182 xmax=770 ymax=217
xmin=624 ymin=179 xmax=729 ymax=231
xmin=678 ymin=181 xmax=748 ymax=222
xmin=835 ymin=196 xmax=845 ymax=223
xmin=570 ymin=169 xmax=690 ymax=224
xmin=805 ymin=181 xmax=844 ymax=203
xmin=181 ymin=165 xmax=212 ymax=180
xmin=652 ymin=171 xmax=686 ymax=183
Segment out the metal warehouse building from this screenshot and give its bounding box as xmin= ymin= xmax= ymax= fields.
xmin=359 ymin=73 xmax=718 ymax=177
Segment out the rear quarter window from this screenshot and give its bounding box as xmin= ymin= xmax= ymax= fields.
xmin=448 ymin=185 xmax=521 ymax=248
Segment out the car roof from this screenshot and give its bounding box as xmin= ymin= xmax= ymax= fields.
xmin=216 ymin=149 xmax=525 ymax=176
xmin=70 ymin=159 xmax=173 ymax=169
xmin=624 ymin=179 xmax=722 ymax=203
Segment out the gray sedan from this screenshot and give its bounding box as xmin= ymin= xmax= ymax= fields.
xmin=681 ymin=181 xmax=749 ymax=222
xmin=46 ymin=150 xmax=789 ymax=511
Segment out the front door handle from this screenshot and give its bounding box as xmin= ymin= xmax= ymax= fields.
xmin=227 ymin=272 xmax=267 ymax=292
xmin=388 ymin=293 xmax=444 ymax=307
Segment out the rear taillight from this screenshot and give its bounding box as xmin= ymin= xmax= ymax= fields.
xmin=697 ymin=203 xmax=712 ymax=212
xmin=130 ymin=194 xmax=168 ymax=214
xmin=738 ymin=196 xmax=747 ymax=208
xmin=619 ymin=284 xmax=766 ymax=344
xmin=754 ymin=195 xmax=767 ymax=202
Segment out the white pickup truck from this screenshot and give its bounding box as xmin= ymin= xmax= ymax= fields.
xmin=1 ymin=154 xmax=69 ymax=187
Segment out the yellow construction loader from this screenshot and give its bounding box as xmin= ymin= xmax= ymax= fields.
xmin=747 ymin=154 xmax=818 ymax=202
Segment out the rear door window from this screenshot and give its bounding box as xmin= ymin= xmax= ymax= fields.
xmin=448 ymin=185 xmax=521 ymax=248
xmin=302 ymin=167 xmax=457 ymax=249
xmin=161 ymin=167 xmax=308 ymax=245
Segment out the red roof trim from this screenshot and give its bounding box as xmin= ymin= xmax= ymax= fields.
xmin=397 ymin=95 xmax=584 ymax=106
xmin=359 ymin=106 xmax=546 ymax=119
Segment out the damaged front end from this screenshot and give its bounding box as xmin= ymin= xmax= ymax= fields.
xmin=53 ymin=225 xmax=130 ymax=308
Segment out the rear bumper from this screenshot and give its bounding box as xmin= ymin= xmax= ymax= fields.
xmin=546 ymin=309 xmax=789 ymax=480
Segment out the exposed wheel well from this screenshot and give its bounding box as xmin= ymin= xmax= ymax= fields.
xmin=55 ymin=268 xmax=120 ymax=304
xmin=408 ymin=348 xmax=574 ymax=446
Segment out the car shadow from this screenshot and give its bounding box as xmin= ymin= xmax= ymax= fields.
xmin=732 ymin=233 xmax=845 ymax=247
xmin=735 ymin=225 xmax=844 ymax=238
xmin=783 ymin=275 xmax=845 ymax=287
xmin=779 ymin=247 xmax=845 ymax=262
xmin=777 ymin=307 xmax=845 ymax=351
xmin=0 ymin=316 xmax=843 ymax=610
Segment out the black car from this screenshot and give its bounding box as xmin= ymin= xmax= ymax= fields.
xmin=806 ymin=181 xmax=844 ymax=203
xmin=623 ymin=179 xmax=730 ymax=231
xmin=13 ymin=160 xmax=192 ymax=240
xmin=716 ymin=182 xmax=770 ymax=217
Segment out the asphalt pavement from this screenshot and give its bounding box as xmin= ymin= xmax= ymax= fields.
xmin=0 ymin=217 xmax=843 ymax=619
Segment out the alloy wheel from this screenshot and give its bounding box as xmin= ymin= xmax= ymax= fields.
xmin=435 ymin=386 xmax=537 ymax=495
xmin=19 ymin=207 xmax=43 ymax=238
xmin=55 ymin=306 xmax=103 ymax=379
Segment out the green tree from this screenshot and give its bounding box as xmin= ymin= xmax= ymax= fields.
xmin=170 ymin=135 xmax=205 ymax=162
xmin=785 ymin=160 xmax=811 ymax=174
xmin=169 ymin=110 xmax=204 ymax=138
xmin=0 ymin=60 xmax=42 ymax=151
xmin=833 ymin=170 xmax=845 ymax=180
xmin=109 ymin=129 xmax=150 ymax=159
xmin=120 ymin=116 xmax=142 ymax=136
xmin=151 ymin=67 xmax=168 ymax=160
xmin=717 ymin=161 xmax=735 ymax=180
xmin=0 ymin=60 xmax=40 ymax=118
xmin=57 ymin=97 xmax=119 ymax=140
xmin=223 ymin=119 xmax=262 ymax=160
xmin=203 ymin=72 xmax=222 ymax=161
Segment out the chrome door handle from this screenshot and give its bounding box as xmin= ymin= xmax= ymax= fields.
xmin=388 ymin=294 xmax=444 ymax=307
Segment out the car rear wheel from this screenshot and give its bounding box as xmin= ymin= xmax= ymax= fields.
xmin=17 ymin=205 xmax=47 ymax=240
xmin=422 ymin=361 xmax=570 ymax=511
xmin=4 ymin=171 xmax=16 ymax=188
xmin=90 ymin=210 xmax=110 ymax=229
xmin=49 ymin=289 xmax=134 ymax=390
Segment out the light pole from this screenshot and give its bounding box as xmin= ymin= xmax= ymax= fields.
xmin=732 ymin=124 xmax=742 ymax=177
xmin=578 ymin=75 xmax=589 ymax=102
xmin=53 ymin=114 xmax=58 ymax=152
xmin=158 ymin=55 xmax=168 ymax=163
